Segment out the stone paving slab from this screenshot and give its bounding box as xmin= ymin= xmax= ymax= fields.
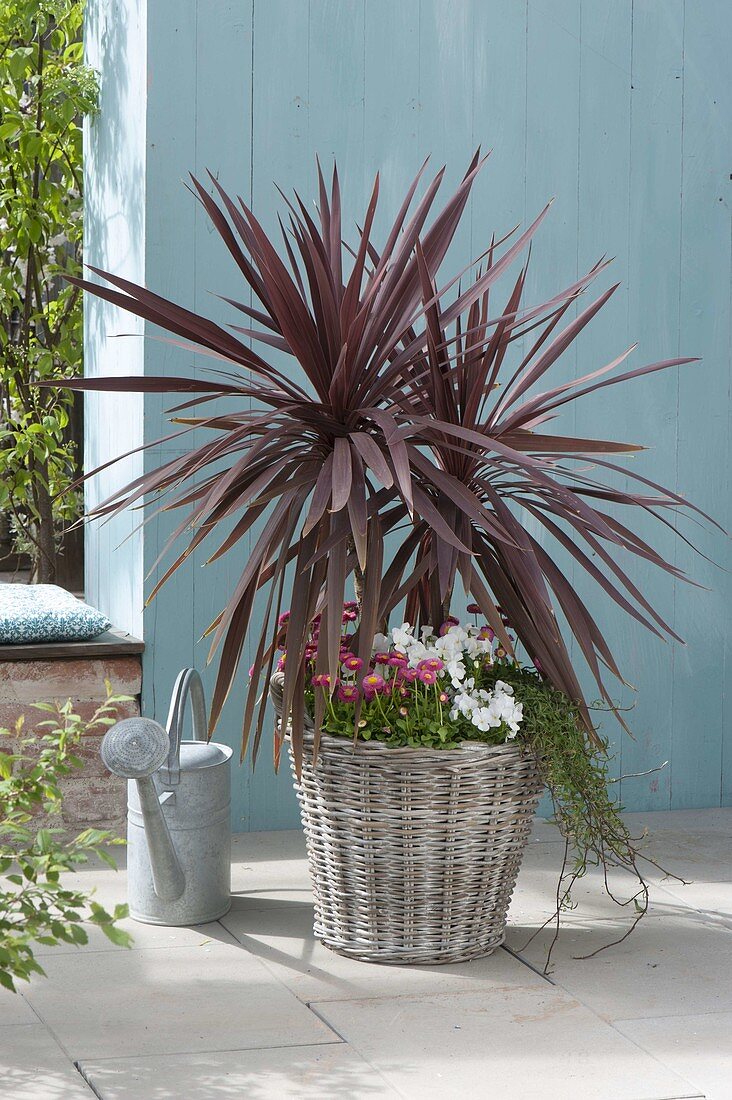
xmin=614 ymin=1011 xmax=732 ymax=1100
xmin=79 ymin=1044 xmax=400 ymax=1099
xmin=220 ymin=897 xmax=548 ymax=1004
xmin=21 ymin=941 xmax=337 ymax=1060
xmin=311 ymin=988 xmax=702 ymax=1100
xmin=507 ymin=839 xmax=696 ymax=924
xmin=655 ymin=877 xmax=732 ymax=922
xmin=0 ymin=987 xmax=37 ymax=1026
xmin=31 ymin=899 xmax=238 ymax=955
xmin=506 ymin=910 xmax=732 ymax=1021
xmin=0 ymin=1023 xmax=96 ymax=1099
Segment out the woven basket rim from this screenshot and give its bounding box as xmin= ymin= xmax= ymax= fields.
xmin=293 ymin=726 xmax=531 ymax=759
xmin=292 ymin=730 xmax=537 ymax=765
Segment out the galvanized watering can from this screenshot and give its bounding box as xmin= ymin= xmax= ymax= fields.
xmin=100 ymin=668 xmax=232 ymax=926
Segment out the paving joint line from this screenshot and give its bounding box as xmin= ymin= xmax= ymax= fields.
xmin=500 ymin=943 xmax=556 ymax=984
xmin=75 ymin=1038 xmax=345 ymax=1065
xmin=304 ymin=1001 xmax=350 ymax=1042
xmin=74 ymin=1062 xmax=104 ymax=1099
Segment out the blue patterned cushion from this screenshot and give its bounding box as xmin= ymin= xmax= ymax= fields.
xmin=0 ymin=584 xmax=110 ymax=644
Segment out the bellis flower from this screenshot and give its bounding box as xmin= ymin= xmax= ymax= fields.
xmin=362 ymin=672 xmax=386 ymax=694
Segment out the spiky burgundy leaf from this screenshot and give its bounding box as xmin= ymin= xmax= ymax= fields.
xmin=50 ymin=157 xmax=715 ymax=752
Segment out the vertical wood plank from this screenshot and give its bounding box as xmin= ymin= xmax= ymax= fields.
xmin=675 ymin=0 xmax=732 ymax=807
xmin=245 ymin=0 xmax=313 ymax=830
xmin=192 ymin=0 xmax=264 ymax=830
xmin=523 ymin=0 xmax=581 ymax=816
xmin=308 ymin=0 xmax=367 ymax=224
xmin=141 ymin=0 xmax=198 ymax=725
xmin=471 ymin=2 xmax=527 ymax=245
xmin=417 ymin=0 xmax=475 ymax=274
xmin=363 ymin=0 xmax=420 ymax=212
xmin=574 ymin=1 xmax=632 ymax=790
xmin=620 ymin=2 xmax=684 ymax=810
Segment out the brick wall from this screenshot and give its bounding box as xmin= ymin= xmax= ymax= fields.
xmin=0 ymin=652 xmax=142 ymax=836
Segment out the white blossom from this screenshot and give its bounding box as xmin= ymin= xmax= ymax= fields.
xmin=383 ymin=619 xmax=522 ymax=744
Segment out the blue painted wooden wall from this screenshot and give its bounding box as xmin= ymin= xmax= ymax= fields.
xmin=85 ymin=1 xmax=732 ymax=829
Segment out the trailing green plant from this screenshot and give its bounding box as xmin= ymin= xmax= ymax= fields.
xmin=0 ymin=684 xmax=132 ymax=992
xmin=0 ymin=0 xmax=97 ymax=580
xmin=479 ymin=660 xmax=676 ymax=968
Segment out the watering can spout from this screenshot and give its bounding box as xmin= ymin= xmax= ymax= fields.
xmin=135 ymin=776 xmax=185 ymax=901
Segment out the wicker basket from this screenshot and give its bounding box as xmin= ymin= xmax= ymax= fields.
xmin=270 ymin=673 xmax=543 ymax=964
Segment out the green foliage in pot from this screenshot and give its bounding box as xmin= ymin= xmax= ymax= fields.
xmin=52 ymin=156 xmax=718 ymax=951
xmin=0 ymin=686 xmax=131 ymax=992
xmin=0 ymin=0 xmax=97 ymax=580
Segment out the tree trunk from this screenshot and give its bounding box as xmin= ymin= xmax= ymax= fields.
xmin=29 ymin=459 xmax=56 ymax=583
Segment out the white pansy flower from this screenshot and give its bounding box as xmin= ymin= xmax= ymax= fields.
xmin=446 ymin=658 xmax=467 ymax=687
xmin=391 ymin=623 xmax=414 ymax=650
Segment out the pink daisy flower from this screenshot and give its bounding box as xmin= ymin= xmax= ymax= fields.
xmin=337 ymin=684 xmax=360 ymax=703
xmin=418 ymin=669 xmax=437 ymax=685
xmin=342 ymin=655 xmax=363 ymax=672
xmin=417 ymin=657 xmax=444 ymax=673
xmin=311 ymin=673 xmax=334 ymax=688
xmin=362 ymin=673 xmax=385 ymax=699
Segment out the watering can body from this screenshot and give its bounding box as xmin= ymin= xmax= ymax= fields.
xmin=127 ymin=737 xmax=232 ymax=925
xmin=102 ymin=669 xmax=232 ymax=927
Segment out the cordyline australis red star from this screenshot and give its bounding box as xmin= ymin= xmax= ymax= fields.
xmin=56 ymin=153 xmax=716 ymax=770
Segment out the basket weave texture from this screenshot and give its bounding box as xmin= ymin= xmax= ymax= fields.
xmin=270 ymin=672 xmax=543 ymax=964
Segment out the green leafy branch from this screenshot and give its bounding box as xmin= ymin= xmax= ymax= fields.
xmin=0 ymin=0 xmax=98 ymax=579
xmin=0 ymin=683 xmax=132 ymax=993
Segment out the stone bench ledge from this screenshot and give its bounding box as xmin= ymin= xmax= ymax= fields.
xmin=0 ymin=627 xmax=144 ymax=662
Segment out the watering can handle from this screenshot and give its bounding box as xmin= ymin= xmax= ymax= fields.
xmin=162 ymin=668 xmax=207 ymax=786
